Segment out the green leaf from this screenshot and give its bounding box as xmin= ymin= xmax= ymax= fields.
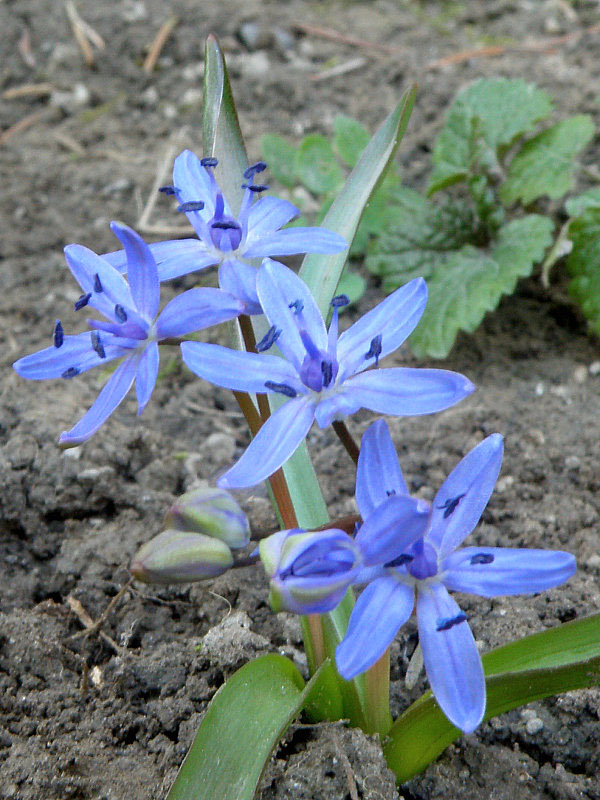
xmin=384 ymin=613 xmax=600 ymax=783
xmin=294 ymin=134 xmax=344 ymax=195
xmin=365 ymin=187 xmax=476 ymax=292
xmin=333 ymin=115 xmax=371 ymax=168
xmin=261 ymin=134 xmax=298 ymax=188
xmin=565 ymin=187 xmax=600 ymax=217
xmin=168 ymin=654 xmax=320 ymax=800
xmin=335 ymin=268 xmax=366 ymax=307
xmin=500 ymin=115 xmax=595 ymax=205
xmin=300 ymin=85 xmax=417 ymax=316
xmin=429 ymin=78 xmax=553 ymax=194
xmin=350 ymin=173 xmax=403 ymax=256
xmin=409 ymin=215 xmax=553 ymax=358
xmin=567 ymin=207 xmax=600 ymax=334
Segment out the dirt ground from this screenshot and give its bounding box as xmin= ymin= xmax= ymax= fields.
xmin=2 ymin=1 xmax=600 ymax=798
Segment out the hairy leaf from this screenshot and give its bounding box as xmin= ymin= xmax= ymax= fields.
xmin=565 ymin=187 xmax=600 ymax=217
xmin=295 ymin=134 xmax=344 ymax=195
xmin=567 ymin=207 xmax=600 ymax=334
xmin=261 ymin=133 xmax=298 ymax=188
xmin=334 ymin=114 xmax=371 ymax=168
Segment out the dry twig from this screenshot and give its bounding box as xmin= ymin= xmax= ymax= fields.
xmin=0 ymin=108 xmax=60 ymax=147
xmin=66 ymin=594 xmax=121 ymax=653
xmin=18 ymin=29 xmax=36 ymax=67
xmin=143 ymin=15 xmax=179 ymax=74
xmin=3 ymin=83 xmax=54 ymax=101
xmin=65 ymin=1 xmax=105 ymax=67
xmin=292 ymin=20 xmax=401 ymax=56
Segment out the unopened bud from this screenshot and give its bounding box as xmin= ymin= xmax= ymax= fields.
xmin=131 ymin=530 xmax=233 ymax=584
xmin=165 ymin=487 xmax=250 ymax=549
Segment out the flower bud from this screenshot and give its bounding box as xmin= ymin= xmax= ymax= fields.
xmin=260 ymin=528 xmax=362 ymax=614
xmin=131 ymin=529 xmax=233 ymax=584
xmin=165 ymin=487 xmax=250 ymax=549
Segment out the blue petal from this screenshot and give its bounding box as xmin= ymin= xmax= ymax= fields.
xmin=335 ymin=577 xmax=414 ymax=680
xmin=217 ymin=397 xmax=316 ymax=488
xmin=337 ymin=277 xmax=427 ymax=377
xmin=427 ymin=434 xmax=504 ymax=557
xmin=156 ymin=288 xmax=243 ymax=339
xmin=417 ymin=582 xmax=485 ymax=733
xmin=313 ymin=392 xmax=362 ymax=428
xmin=173 ymin=149 xmax=218 ymax=221
xmin=181 ymin=341 xmax=302 ymax=394
xmin=442 ymin=547 xmax=576 ymax=597
xmin=64 ymin=244 xmax=134 ymax=319
xmin=136 ymin=342 xmax=159 ymax=414
xmin=355 ymin=494 xmax=430 ymax=566
xmin=13 ymin=332 xmax=128 ymax=380
xmin=58 ymin=355 xmax=139 ymax=446
xmin=356 ymin=419 xmax=410 ymax=518
xmin=218 ymin=259 xmax=262 ymax=315
xmin=243 ymin=227 xmax=347 ymax=258
xmin=342 ymin=368 xmax=476 ymax=416
xmin=246 ymin=195 xmax=299 ymax=237
xmin=102 ymin=239 xmax=217 ymax=281
xmin=256 ymin=258 xmax=327 ymax=369
xmin=109 ymin=223 xmax=159 ymax=320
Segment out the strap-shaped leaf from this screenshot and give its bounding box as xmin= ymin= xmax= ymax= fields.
xmin=384 ymin=613 xmax=600 ymax=783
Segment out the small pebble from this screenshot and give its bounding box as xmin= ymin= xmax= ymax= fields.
xmin=587 ymin=554 xmax=600 ymax=568
xmin=525 ymin=717 xmax=544 ymax=735
xmin=572 ymin=365 xmax=588 ymax=384
xmin=535 ymin=382 xmax=545 ymax=396
xmin=589 ymin=361 xmax=600 ymax=376
xmin=238 ymin=51 xmax=270 ymax=79
xmin=496 ymin=475 xmax=515 ymax=493
xmin=564 ymin=455 xmax=580 ymax=470
xmin=237 ymin=21 xmax=272 ymax=51
xmin=50 ymin=83 xmax=90 ymax=114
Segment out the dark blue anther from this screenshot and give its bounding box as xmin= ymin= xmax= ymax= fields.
xmin=159 ymin=185 xmax=177 ymax=195
xmin=321 ymin=360 xmax=333 ymax=388
xmin=93 ymin=273 xmax=103 ymax=293
xmin=470 ymin=553 xmax=495 ymax=565
xmin=211 ymin=220 xmax=239 ymax=230
xmin=256 ymin=325 xmax=281 ymax=353
xmin=242 ymin=183 xmax=269 ymax=193
xmin=114 ymin=304 xmax=127 ymax=323
xmin=384 ymin=553 xmax=414 ymax=569
xmin=365 ymin=334 xmax=383 ymax=367
xmin=264 ymin=381 xmax=297 ymax=398
xmin=53 ymin=320 xmax=64 ymax=348
xmin=386 ymin=489 xmax=396 ymax=496
xmin=62 ymin=366 xmax=80 ymax=379
xmin=437 ymin=493 xmax=466 ymax=519
xmin=91 ymin=331 xmax=106 ymax=359
xmin=178 ymin=200 xmax=205 ymax=213
xmin=288 ymin=299 xmax=304 ymax=314
xmin=201 ymin=157 xmax=218 ymax=167
xmin=243 ymin=161 xmax=267 ymax=180
xmin=74 ymin=292 xmax=92 ymax=312
xmin=436 ymin=612 xmax=467 ymax=632
xmin=330 ymin=294 xmax=350 ymax=308
xmin=353 ymin=521 xmax=361 ymax=536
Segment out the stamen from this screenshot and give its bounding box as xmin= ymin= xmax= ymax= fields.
xmin=211 ymin=220 xmax=239 ymax=230
xmin=200 ymin=156 xmax=218 ymax=167
xmin=114 ymin=304 xmax=128 ymax=323
xmin=93 ymin=273 xmax=103 ymax=293
xmin=62 ymin=366 xmax=80 ymax=379
xmin=365 ymin=334 xmax=383 ymax=367
xmin=288 ymin=299 xmax=304 ymax=314
xmin=242 ymin=183 xmax=269 ymax=193
xmin=384 ymin=553 xmax=414 ymax=569
xmin=243 ymin=161 xmax=267 ymax=179
xmin=470 ymin=553 xmax=495 ymax=565
xmin=159 ymin=185 xmax=177 ymax=195
xmin=436 ymin=612 xmax=467 ymax=632
xmin=330 ymin=294 xmax=350 ymax=308
xmin=91 ymin=331 xmax=106 ymax=359
xmin=386 ymin=489 xmax=396 ymax=496
xmin=53 ymin=320 xmax=64 ymax=348
xmin=437 ymin=493 xmax=466 ymax=519
xmin=321 ymin=360 xmax=333 ymax=388
xmin=178 ymin=200 xmax=205 ymax=213
xmin=256 ymin=325 xmax=281 ymax=352
xmin=264 ymin=380 xmax=297 ymax=398
xmin=74 ymin=292 xmax=92 ymax=311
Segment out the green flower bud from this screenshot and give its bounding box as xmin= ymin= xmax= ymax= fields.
xmin=131 ymin=530 xmax=233 ymax=584
xmin=165 ymin=487 xmax=250 ymax=549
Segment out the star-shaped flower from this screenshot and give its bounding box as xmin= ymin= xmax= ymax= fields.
xmin=13 ymin=223 xmax=244 ymax=445
xmin=102 ymin=151 xmax=347 ymax=314
xmin=181 ymin=259 xmax=475 ymax=489
xmin=335 ymin=421 xmax=576 ymax=732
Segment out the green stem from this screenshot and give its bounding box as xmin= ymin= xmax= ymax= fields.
xmin=364 ymin=648 xmax=393 ymax=735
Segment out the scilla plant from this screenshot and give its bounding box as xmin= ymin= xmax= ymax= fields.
xmin=13 ymin=36 xmax=600 ymax=799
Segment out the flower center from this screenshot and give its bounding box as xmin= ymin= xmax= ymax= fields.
xmin=406 ymin=539 xmax=439 ymax=580
xmin=209 ymin=192 xmax=243 ymax=252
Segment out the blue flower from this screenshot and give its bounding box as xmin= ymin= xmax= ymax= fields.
xmin=335 ymin=421 xmax=577 ymax=733
xmin=181 ymin=259 xmax=475 ymax=489
xmin=102 ymin=151 xmax=347 ymax=314
xmin=13 ymin=223 xmax=244 ymax=446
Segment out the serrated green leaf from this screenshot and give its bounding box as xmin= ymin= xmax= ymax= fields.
xmin=409 ymin=215 xmax=553 ymax=358
xmin=429 ymin=78 xmax=553 ymax=194
xmin=366 ymin=187 xmax=476 ymax=291
xmin=567 ymin=207 xmax=600 ymax=334
xmin=294 ymin=134 xmax=344 ymax=195
xmin=384 ymin=613 xmax=600 ymax=783
xmin=261 ymin=133 xmax=298 ymax=188
xmin=333 ymin=114 xmax=371 ymax=168
xmin=566 ymin=187 xmax=600 ymax=217
xmin=500 ymin=115 xmax=595 ymax=205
